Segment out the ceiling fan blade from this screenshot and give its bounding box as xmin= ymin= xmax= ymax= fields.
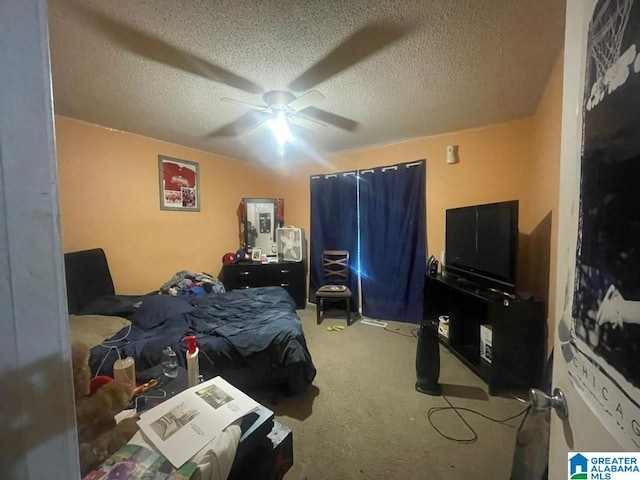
xmin=79 ymin=6 xmax=263 ymax=94
xmin=288 ymin=114 xmax=327 ymax=132
xmin=299 ymin=106 xmax=359 ymax=132
xmin=220 ymin=97 xmax=269 ymax=111
xmin=287 ymin=90 xmax=325 ymax=112
xmin=208 ymin=111 xmax=270 ymax=138
xmin=288 ymin=21 xmax=415 ymax=91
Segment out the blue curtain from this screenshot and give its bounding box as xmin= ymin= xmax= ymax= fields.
xmin=309 ymin=172 xmax=359 ymax=307
xmin=359 ymin=161 xmax=426 ymax=323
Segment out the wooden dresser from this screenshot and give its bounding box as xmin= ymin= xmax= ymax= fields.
xmin=221 ymin=262 xmax=306 ymax=309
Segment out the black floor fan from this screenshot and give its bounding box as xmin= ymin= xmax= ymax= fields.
xmin=415 ymin=319 xmax=442 ymax=396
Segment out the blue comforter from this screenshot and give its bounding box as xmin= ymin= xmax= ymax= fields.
xmin=88 ymin=287 xmax=316 ymax=393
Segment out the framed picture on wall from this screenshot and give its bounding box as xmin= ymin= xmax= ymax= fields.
xmin=158 ymin=155 xmax=200 ymax=211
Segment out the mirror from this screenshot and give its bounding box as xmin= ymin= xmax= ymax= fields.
xmin=240 ymin=198 xmax=282 ymax=256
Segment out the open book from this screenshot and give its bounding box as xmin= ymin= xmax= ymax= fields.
xmin=137 ymin=376 xmax=259 ymax=468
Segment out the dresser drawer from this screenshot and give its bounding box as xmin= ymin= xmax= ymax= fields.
xmin=221 ymin=265 xmax=268 ymax=289
xmin=268 ymin=263 xmax=305 ymax=308
xmin=272 ymin=265 xmax=297 ymax=285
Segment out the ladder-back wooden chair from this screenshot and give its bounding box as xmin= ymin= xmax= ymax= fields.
xmin=315 ymin=250 xmax=352 ymax=325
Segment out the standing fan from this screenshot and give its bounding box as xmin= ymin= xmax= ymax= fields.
xmin=277 ymin=227 xmax=304 ymax=262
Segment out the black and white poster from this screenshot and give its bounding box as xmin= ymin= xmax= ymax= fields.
xmin=567 ymin=0 xmax=640 ymax=449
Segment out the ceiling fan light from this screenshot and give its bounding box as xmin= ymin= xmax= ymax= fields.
xmin=267 ymin=111 xmax=293 ymax=146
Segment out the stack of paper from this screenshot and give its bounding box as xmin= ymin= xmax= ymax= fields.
xmin=137 ymin=376 xmax=259 ymax=468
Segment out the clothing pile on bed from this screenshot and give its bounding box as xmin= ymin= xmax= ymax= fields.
xmin=159 ymin=270 xmax=226 ymax=296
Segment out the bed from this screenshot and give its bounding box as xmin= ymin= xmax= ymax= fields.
xmin=65 ymin=248 xmax=316 ymax=397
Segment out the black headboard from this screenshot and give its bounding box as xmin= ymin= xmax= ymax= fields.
xmin=64 ymin=248 xmax=115 ymax=314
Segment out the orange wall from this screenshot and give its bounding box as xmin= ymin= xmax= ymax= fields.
xmin=55 ymin=116 xmax=282 ymax=294
xmin=528 ymin=51 xmax=564 ymax=354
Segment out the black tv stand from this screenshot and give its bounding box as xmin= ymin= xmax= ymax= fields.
xmin=424 ymin=273 xmax=545 ymax=395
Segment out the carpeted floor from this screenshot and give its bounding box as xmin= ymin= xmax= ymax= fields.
xmin=264 ymin=306 xmax=531 ymax=479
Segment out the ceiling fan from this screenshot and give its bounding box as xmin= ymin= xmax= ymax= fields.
xmin=77 ymin=5 xmax=415 ymax=142
xmin=217 ymin=90 xmax=328 ymax=142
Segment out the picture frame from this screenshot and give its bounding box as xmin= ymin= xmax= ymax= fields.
xmin=158 ymin=155 xmax=200 ymax=211
xmin=251 ymin=248 xmax=262 ymax=262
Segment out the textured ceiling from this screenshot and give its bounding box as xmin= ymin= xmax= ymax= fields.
xmin=47 ymin=0 xmax=566 ymax=164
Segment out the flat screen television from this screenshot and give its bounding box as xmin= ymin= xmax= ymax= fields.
xmin=445 ymin=200 xmax=519 ymax=293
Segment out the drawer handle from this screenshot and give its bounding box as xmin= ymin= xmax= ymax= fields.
xmin=280 ymin=269 xmax=290 ymax=274
xmin=241 ymin=286 xmax=251 ymax=289
xmin=239 ymin=271 xmax=251 ymax=276
xmin=280 ymin=283 xmax=290 ymax=287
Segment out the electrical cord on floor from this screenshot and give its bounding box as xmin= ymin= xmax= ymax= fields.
xmin=427 ymin=394 xmax=530 ymax=443
xmin=382 ymin=326 xmax=420 ymax=338
xmin=380 ymin=323 xmax=528 ymax=442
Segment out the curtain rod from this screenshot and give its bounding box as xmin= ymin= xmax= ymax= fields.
xmin=312 ymin=161 xmax=422 ymax=179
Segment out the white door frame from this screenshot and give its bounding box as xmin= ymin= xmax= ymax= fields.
xmin=0 ymin=0 xmax=80 ymax=477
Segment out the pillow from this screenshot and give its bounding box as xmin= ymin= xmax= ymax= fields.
xmin=129 ymin=294 xmax=195 ymax=330
xmin=68 ymin=315 xmax=132 ymax=348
